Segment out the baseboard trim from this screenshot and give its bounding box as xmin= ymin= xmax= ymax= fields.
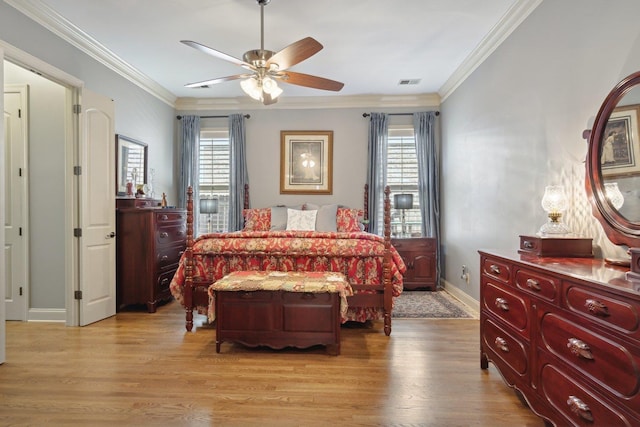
xmin=28 ymin=308 xmax=66 ymax=322
xmin=442 ymin=280 xmax=480 ymax=319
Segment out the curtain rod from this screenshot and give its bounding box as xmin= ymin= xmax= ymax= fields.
xmin=176 ymin=114 xmax=250 ymax=120
xmin=362 ymin=112 xmax=439 ymax=117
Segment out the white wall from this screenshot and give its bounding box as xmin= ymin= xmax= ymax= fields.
xmin=441 ymin=0 xmax=640 ymax=300
xmin=1 ymin=45 xmax=5 ymax=364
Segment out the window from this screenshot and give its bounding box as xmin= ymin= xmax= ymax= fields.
xmin=387 ymin=127 xmax=422 ymax=237
xmin=198 ymin=129 xmax=230 ymax=234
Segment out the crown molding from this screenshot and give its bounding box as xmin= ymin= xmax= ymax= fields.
xmin=5 ymin=0 xmax=177 ymax=107
xmin=175 ymin=93 xmax=441 ymax=112
xmin=438 ymin=0 xmax=543 ymax=102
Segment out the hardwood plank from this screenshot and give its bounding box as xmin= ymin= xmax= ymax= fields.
xmin=0 ymin=301 xmax=544 ymax=426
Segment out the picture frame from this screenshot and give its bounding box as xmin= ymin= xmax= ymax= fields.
xmin=280 ymin=131 xmax=333 ymax=194
xmin=116 ymin=134 xmax=148 ymax=195
xmin=602 ymin=104 xmax=640 ymax=177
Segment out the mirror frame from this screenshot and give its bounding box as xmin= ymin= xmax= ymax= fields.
xmin=586 ymin=70 xmax=640 ymax=248
xmin=116 ymin=134 xmax=148 ymax=196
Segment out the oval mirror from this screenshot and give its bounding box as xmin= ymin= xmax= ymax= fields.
xmin=586 ymin=71 xmax=640 ymax=248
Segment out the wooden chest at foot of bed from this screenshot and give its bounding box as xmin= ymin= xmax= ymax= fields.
xmin=215 ymin=290 xmax=341 ymax=355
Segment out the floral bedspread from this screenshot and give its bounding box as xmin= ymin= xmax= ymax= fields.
xmin=207 ymin=271 xmax=353 ymax=322
xmin=169 ymin=230 xmax=406 ymax=322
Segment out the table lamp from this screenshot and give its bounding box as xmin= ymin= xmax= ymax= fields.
xmin=394 ymin=193 xmax=413 ymax=237
xmin=539 ymin=185 xmax=570 ymax=235
xmin=200 ymin=197 xmax=219 ymax=234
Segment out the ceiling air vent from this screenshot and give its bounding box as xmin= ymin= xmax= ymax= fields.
xmin=398 ymin=79 xmax=421 ymax=85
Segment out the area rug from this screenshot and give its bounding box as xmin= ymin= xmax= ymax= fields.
xmin=392 ymin=290 xmax=474 ymax=319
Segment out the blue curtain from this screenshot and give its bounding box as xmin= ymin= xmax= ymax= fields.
xmin=228 ymin=113 xmax=248 ymax=231
xmin=414 ymin=111 xmax=441 ymax=287
xmin=366 ymin=113 xmax=388 ymax=235
xmin=178 ymin=115 xmax=201 ymax=231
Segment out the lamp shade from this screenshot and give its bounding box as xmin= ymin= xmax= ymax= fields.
xmin=200 ymin=198 xmax=218 ymax=214
xmin=394 ymin=193 xmax=413 ymax=210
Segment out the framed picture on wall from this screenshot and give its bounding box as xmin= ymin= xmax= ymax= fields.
xmin=280 ymin=131 xmax=333 ymax=194
xmin=602 ymin=104 xmax=640 ymax=177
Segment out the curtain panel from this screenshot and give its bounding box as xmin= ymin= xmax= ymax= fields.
xmin=366 ymin=113 xmax=389 ymax=235
xmin=413 ymin=111 xmax=441 ymax=287
xmin=178 ymin=115 xmax=201 ymax=232
xmin=228 ymin=113 xmax=248 ymax=231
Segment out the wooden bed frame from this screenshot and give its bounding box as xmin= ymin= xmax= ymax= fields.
xmin=180 ymin=184 xmax=396 ymax=335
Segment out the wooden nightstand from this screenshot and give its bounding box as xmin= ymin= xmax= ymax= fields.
xmin=391 ymin=237 xmax=437 ymax=290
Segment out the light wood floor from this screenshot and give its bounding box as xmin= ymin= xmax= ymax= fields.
xmin=0 ymin=301 xmax=544 ymax=426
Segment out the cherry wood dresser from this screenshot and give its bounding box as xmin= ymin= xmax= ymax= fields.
xmin=391 ymin=237 xmax=437 ymax=290
xmin=116 ymin=198 xmax=186 ymax=312
xmin=479 ymin=250 xmax=640 ymax=426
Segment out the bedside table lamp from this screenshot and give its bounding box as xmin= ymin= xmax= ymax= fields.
xmin=539 ymin=185 xmax=570 ymax=235
xmin=394 ymin=193 xmax=413 ymax=237
xmin=200 ymin=197 xmax=219 ymax=234
xmin=605 ymin=182 xmax=624 ymax=210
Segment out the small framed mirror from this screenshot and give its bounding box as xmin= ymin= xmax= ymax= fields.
xmin=116 ymin=134 xmax=148 ymax=196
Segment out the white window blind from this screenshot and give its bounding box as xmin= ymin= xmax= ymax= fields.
xmin=198 ymin=129 xmax=230 ymax=234
xmin=387 ymin=127 xmax=422 ymax=237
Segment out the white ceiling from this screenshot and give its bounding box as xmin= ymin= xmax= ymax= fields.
xmin=8 ymin=0 xmax=540 ymax=106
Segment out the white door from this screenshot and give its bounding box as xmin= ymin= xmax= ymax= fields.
xmin=77 ymin=88 xmax=116 ymax=326
xmin=4 ymin=85 xmax=28 ymax=321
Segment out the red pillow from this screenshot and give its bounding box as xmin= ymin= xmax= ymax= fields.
xmin=336 ymin=208 xmax=363 ymax=232
xmin=243 ymin=208 xmax=271 ymax=231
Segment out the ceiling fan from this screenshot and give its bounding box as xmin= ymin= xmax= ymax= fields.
xmin=181 ymin=0 xmax=344 ymax=105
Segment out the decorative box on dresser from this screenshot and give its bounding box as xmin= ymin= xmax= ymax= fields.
xmin=116 ymin=198 xmax=186 ymax=312
xmin=479 ymin=250 xmax=640 ymax=426
xmin=391 ymin=237 xmax=437 ymax=290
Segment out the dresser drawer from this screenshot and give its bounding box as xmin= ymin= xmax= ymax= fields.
xmin=155 ymin=224 xmax=187 ymax=245
xmin=157 ymin=244 xmax=185 ymax=269
xmin=481 ymin=317 xmax=529 ymax=378
xmin=565 ymin=283 xmax=640 ymax=337
xmin=482 ymin=281 xmax=529 ymax=336
xmin=156 ymin=269 xmax=175 ymax=295
xmin=539 ymin=311 xmax=640 ymax=400
xmin=515 ymin=267 xmax=559 ymax=302
xmin=155 ymin=211 xmax=186 ymax=225
xmin=540 ymin=363 xmax=635 ymax=427
xmin=481 ymin=257 xmax=511 ymax=284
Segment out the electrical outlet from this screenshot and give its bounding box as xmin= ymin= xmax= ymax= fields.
xmin=461 ymin=265 xmax=470 ymax=284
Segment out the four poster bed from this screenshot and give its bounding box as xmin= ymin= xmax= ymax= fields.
xmin=169 ymin=185 xmax=406 ymax=336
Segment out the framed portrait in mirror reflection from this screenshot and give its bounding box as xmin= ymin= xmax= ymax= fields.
xmin=602 ymin=104 xmax=640 ymax=177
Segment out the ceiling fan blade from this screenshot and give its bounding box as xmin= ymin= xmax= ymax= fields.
xmin=185 ymin=74 xmax=253 ymax=88
xmin=267 ymin=37 xmax=323 ymax=71
xmin=181 ymin=40 xmax=254 ymax=70
xmin=278 ymin=71 xmax=344 ymax=92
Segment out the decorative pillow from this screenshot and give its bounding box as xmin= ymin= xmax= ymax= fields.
xmin=243 ymin=208 xmax=271 ymax=231
xmin=270 ymin=205 xmax=303 ymax=230
xmin=336 ymin=207 xmax=363 ymax=232
xmin=286 ymin=208 xmax=318 ymax=231
xmin=315 ymin=204 xmax=338 ymax=232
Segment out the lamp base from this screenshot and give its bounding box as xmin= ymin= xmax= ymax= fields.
xmin=538 ymin=220 xmax=570 ymax=236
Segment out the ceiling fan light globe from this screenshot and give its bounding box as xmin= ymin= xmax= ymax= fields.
xmin=240 ymin=78 xmax=262 ymax=101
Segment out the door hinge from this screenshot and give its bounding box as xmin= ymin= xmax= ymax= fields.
xmin=74 ymin=166 xmax=82 ymax=175
xmin=74 ymin=290 xmax=82 ymax=300
xmin=74 ymin=228 xmax=82 ymax=237
xmin=19 ymin=287 xmax=23 ymax=296
xmin=73 ymin=104 xmax=82 ymax=114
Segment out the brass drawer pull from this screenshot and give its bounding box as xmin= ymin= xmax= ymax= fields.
xmin=585 ymin=298 xmax=610 ymax=317
xmin=495 ymin=337 xmax=509 ymax=352
xmin=495 ymin=297 xmax=509 ymax=311
xmin=567 ymin=395 xmax=593 ymax=422
xmin=160 ymin=214 xmax=169 ymax=220
xmin=160 ymin=255 xmax=169 ymax=261
xmin=526 ymin=278 xmax=541 ymax=291
xmin=160 ymin=232 xmax=169 ymax=238
xmin=567 ymin=338 xmax=594 ymax=360
xmin=523 ymin=240 xmax=534 ymax=249
xmin=489 ymin=264 xmax=501 ymax=275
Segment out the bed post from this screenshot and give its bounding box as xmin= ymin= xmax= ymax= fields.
xmin=383 ymin=185 xmax=392 ymax=336
xmin=244 ymin=183 xmax=250 ymax=209
xmin=184 ymin=186 xmax=194 ymax=331
xmin=363 ymin=184 xmax=369 ymax=232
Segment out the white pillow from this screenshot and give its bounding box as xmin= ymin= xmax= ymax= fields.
xmin=286 ymin=208 xmax=318 ymax=231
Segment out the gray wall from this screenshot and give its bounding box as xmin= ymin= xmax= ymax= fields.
xmin=1 ymin=2 xmax=176 ymax=313
xmin=441 ymin=0 xmax=640 ymax=300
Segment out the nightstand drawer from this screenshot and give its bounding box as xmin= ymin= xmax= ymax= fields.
xmin=391 ymin=238 xmax=436 ymax=251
